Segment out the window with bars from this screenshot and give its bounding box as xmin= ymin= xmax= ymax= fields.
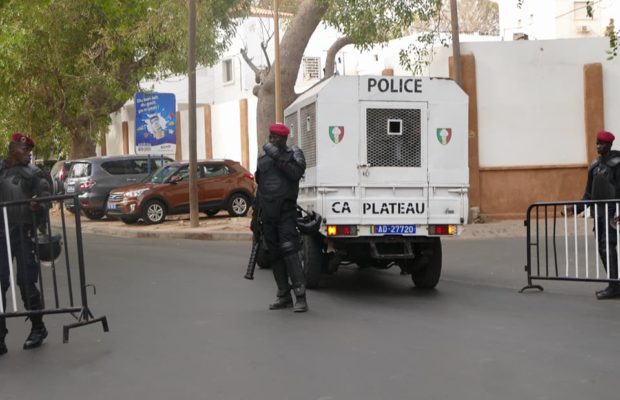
xmin=366 ymin=108 xmax=422 ymax=168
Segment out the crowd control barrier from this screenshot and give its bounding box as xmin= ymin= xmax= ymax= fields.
xmin=0 ymin=194 xmax=108 ymax=343
xmin=521 ymin=199 xmax=620 ymax=292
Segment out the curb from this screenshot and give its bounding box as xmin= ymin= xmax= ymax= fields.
xmin=61 ymin=218 xmax=526 ymax=242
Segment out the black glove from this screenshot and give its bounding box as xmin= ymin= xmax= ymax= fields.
xmin=263 ymin=142 xmax=281 ymax=160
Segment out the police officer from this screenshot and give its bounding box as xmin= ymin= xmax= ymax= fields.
xmin=0 ymin=133 xmax=51 ymax=356
xmin=570 ymin=130 xmax=620 ymax=299
xmin=253 ymin=123 xmax=308 ymax=312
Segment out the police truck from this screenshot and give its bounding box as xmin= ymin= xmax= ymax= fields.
xmin=285 ymin=75 xmax=469 ymax=288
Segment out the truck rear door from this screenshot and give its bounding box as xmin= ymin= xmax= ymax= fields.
xmin=358 ymin=102 xmax=428 ymax=230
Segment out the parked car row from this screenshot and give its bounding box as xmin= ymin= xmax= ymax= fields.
xmin=106 ymin=159 xmax=255 ymax=224
xmin=51 ymin=155 xmax=255 ymax=224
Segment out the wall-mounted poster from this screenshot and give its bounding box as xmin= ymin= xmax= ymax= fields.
xmin=134 ymin=92 xmax=176 ymax=155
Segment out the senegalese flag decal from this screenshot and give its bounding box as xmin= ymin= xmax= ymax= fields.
xmin=436 ymin=128 xmax=452 ymax=145
xmin=329 ymin=126 xmax=344 ymax=144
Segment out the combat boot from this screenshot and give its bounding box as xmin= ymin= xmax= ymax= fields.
xmin=269 ymin=294 xmax=293 ymax=310
xmin=23 ymin=319 xmax=47 ymax=350
xmin=596 ymin=283 xmax=620 ymax=300
xmin=0 ymin=337 xmax=7 ymax=356
xmin=293 ymin=287 xmax=308 ymax=313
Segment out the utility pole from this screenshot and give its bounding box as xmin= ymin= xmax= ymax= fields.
xmin=450 ymin=0 xmax=462 ymax=87
xmin=273 ymin=0 xmax=282 ymax=122
xmin=188 ymin=0 xmax=199 ymax=227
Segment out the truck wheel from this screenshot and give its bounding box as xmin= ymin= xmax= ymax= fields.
xmin=411 ymin=238 xmax=442 ymax=289
xmin=301 ymin=234 xmax=324 ymax=289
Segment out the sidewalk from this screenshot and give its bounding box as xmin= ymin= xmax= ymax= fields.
xmin=56 ymin=212 xmax=527 ymax=241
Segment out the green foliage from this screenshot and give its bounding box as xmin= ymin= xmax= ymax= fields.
xmin=606 ymin=19 xmax=618 ymax=60
xmin=322 ymin=0 xmax=443 ymax=49
xmin=397 ymin=0 xmax=498 ymax=75
xmin=0 ymin=0 xmax=248 ymax=158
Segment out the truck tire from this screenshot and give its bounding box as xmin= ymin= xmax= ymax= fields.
xmin=411 ymin=238 xmax=442 ymax=289
xmin=301 ymin=233 xmax=324 ymax=289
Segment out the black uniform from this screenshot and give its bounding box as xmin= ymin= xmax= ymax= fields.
xmin=581 ymin=150 xmax=620 ymax=286
xmin=254 ymin=144 xmax=307 ymax=305
xmin=0 ymin=160 xmax=51 ymax=340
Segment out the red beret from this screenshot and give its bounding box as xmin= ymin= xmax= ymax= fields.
xmin=597 ymin=130 xmax=615 ymax=143
xmin=269 ymin=123 xmax=290 ymax=137
xmin=11 ymin=132 xmax=35 ymax=148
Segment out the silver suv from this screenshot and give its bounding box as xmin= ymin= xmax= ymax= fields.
xmin=64 ymin=155 xmax=173 ymax=219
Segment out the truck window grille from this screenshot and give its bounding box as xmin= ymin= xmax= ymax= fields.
xmin=299 ymin=103 xmax=317 ymax=168
xmin=366 ymin=108 xmax=421 ymax=167
xmin=284 ymin=113 xmax=298 ymax=148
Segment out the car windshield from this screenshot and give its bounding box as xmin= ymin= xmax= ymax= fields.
xmin=146 ymin=164 xmax=182 ymax=183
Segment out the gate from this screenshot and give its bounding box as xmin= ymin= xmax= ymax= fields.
xmin=0 ymin=194 xmax=108 ymax=343
xmin=521 ymin=199 xmax=620 ymax=292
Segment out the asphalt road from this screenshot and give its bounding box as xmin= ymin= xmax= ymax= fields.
xmin=1 ymin=235 xmax=619 ymax=400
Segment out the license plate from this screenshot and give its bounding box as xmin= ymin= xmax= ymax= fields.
xmin=371 ymin=225 xmax=416 ymax=234
xmin=66 ymin=185 xmax=75 ymax=193
xmin=107 ymin=202 xmax=117 ymax=210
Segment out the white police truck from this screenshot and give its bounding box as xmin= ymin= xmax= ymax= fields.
xmin=285 ymin=75 xmax=469 ymax=288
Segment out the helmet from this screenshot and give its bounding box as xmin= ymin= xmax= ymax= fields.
xmin=36 ymin=233 xmax=62 ymax=262
xmin=296 ymin=210 xmax=322 ymax=235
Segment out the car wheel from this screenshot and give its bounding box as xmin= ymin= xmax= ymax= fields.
xmin=205 ymin=209 xmax=219 ymax=217
xmin=227 ymin=193 xmax=249 ymax=217
xmin=142 ymin=200 xmax=166 ymax=224
xmin=120 ymin=216 xmax=139 ymax=225
xmin=83 ymin=210 xmax=105 ymax=220
xmin=411 ymin=238 xmax=442 ymax=289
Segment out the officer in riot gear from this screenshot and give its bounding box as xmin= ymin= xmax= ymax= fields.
xmin=252 ymin=123 xmax=308 ymax=312
xmin=0 ymin=133 xmax=51 ymax=356
xmin=570 ymin=130 xmax=620 ymax=299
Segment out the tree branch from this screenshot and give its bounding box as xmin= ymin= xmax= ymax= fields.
xmin=323 ymin=36 xmax=354 ymax=79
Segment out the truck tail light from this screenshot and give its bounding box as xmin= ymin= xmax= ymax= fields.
xmin=327 ymin=225 xmax=357 ymax=236
xmin=243 ymin=172 xmax=255 ymax=181
xmin=429 ymin=224 xmax=457 ymax=235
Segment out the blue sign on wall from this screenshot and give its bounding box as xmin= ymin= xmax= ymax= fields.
xmin=134 ymin=92 xmax=176 ymax=155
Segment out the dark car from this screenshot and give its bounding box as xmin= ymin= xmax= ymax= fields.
xmin=64 ymin=155 xmax=173 ymax=219
xmin=106 ymin=159 xmax=256 ymax=224
xmin=50 ymin=160 xmax=75 ymax=195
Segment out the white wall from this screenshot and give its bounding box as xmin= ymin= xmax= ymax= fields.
xmin=497 ymin=0 xmax=620 ymax=40
xmin=418 ymin=37 xmax=619 ymax=168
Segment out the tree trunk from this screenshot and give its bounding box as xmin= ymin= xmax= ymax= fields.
xmin=71 ymin=133 xmax=97 ymax=159
xmin=255 ymin=0 xmax=328 ymax=148
xmin=323 ymin=37 xmax=354 ymax=79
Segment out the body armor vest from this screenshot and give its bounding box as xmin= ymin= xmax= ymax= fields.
xmin=591 ymin=155 xmax=620 ymax=200
xmin=257 ymin=149 xmax=299 ymax=218
xmin=257 ymin=153 xmax=299 ymax=202
xmin=0 ymin=162 xmax=46 ymax=225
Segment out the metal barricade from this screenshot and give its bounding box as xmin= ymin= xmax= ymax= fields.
xmin=0 ymin=194 xmax=108 ymax=342
xmin=521 ymin=199 xmax=620 ymax=292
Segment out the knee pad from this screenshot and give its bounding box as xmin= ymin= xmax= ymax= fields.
xmin=280 ymin=240 xmax=298 ymax=256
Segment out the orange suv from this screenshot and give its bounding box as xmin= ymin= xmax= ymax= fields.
xmin=106 ymin=159 xmax=256 ymax=224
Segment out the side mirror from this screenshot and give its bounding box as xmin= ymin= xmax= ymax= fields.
xmin=169 ymin=175 xmax=181 ymax=184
